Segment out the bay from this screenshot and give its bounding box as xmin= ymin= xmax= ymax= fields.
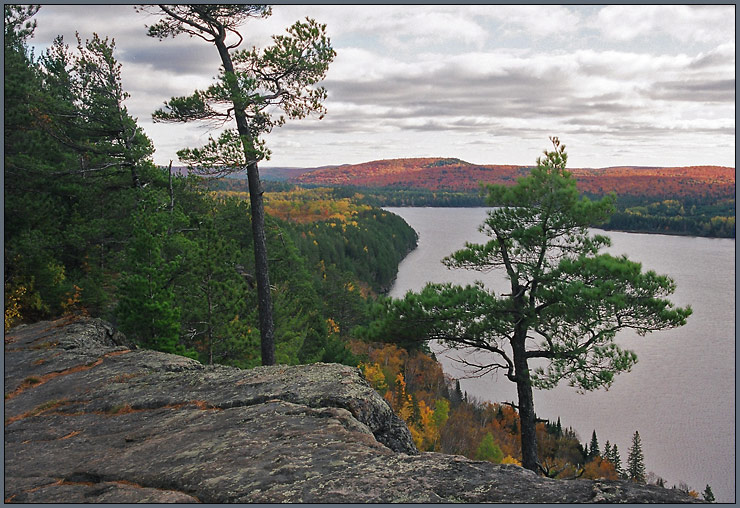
xmin=386 ymin=207 xmax=735 ymax=503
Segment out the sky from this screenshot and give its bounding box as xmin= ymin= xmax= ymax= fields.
xmin=29 ymin=4 xmax=736 ymax=169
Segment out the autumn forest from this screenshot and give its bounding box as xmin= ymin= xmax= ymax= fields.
xmin=4 ymin=5 xmax=729 ymax=503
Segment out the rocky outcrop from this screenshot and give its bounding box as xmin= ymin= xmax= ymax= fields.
xmin=5 ymin=318 xmax=701 ymax=503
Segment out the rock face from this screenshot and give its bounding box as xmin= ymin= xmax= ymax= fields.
xmin=5 ymin=318 xmax=700 ymax=503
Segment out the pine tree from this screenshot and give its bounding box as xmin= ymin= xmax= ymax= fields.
xmin=140 ymin=5 xmax=335 ymax=365
xmin=589 ymin=430 xmax=600 ymax=458
xmin=702 ymin=485 xmax=715 ymax=502
xmin=610 ymin=444 xmax=625 ymax=479
xmin=627 ymin=431 xmax=646 ymax=483
xmin=603 ymin=440 xmax=612 ymax=462
xmin=366 ymin=138 xmax=691 ymax=471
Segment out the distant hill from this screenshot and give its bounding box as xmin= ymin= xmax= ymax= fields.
xmin=260 ymin=166 xmax=335 ymax=181
xmin=292 ymin=157 xmax=735 ymax=200
xmin=165 ymin=165 xmax=325 ymax=181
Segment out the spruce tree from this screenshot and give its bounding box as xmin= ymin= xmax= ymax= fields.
xmin=702 ymin=484 xmax=715 ymax=502
xmin=603 ymin=441 xmax=612 ymax=461
xmin=610 ymin=444 xmax=625 ymax=479
xmin=589 ymin=430 xmax=600 ymax=458
xmin=627 ymin=431 xmax=646 ymax=483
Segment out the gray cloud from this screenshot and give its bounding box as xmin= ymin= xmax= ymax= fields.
xmin=647 ymin=79 xmax=735 ymax=103
xmin=27 ymin=5 xmax=735 ymax=168
xmin=121 ymin=44 xmax=218 ymax=75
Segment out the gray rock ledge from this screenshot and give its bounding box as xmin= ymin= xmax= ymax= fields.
xmin=4 ymin=318 xmax=701 ymax=503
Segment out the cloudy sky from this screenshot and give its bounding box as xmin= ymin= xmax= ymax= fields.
xmin=30 ymin=4 xmax=735 ymax=168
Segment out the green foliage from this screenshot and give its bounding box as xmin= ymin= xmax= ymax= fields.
xmin=142 ymin=5 xmax=271 ymax=42
xmin=149 ymin=7 xmax=335 ymax=171
xmin=609 ymin=443 xmax=625 ymax=479
xmin=115 ymin=192 xmax=191 ymax=357
xmin=432 ymin=399 xmax=450 ymax=429
xmin=4 ymin=7 xmax=158 ymax=324
xmin=627 ymin=431 xmax=646 ymax=483
xmin=287 ymin=208 xmax=417 ymax=293
xmin=2 ymin=6 xmax=410 ymax=374
xmin=475 ymin=432 xmax=504 ymax=463
xmin=366 ymin=138 xmax=691 ymax=471
xmin=605 ymin=197 xmax=735 ymax=238
xmin=702 ymin=484 xmax=716 ymax=502
xmin=144 ymin=5 xmax=336 ymax=367
xmin=589 ymin=430 xmax=600 ymax=459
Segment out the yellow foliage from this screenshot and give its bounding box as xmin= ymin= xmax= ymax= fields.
xmin=216 ymin=186 xmax=373 ymax=224
xmin=409 ymin=425 xmax=424 ymax=449
xmin=501 ymin=455 xmax=521 ymax=466
xmin=326 ymin=317 xmax=340 ymax=335
xmin=359 ymin=362 xmax=388 ymax=393
xmin=397 ymin=396 xmax=413 ymax=422
xmin=4 ymin=285 xmax=26 ymax=331
xmin=38 ymin=261 xmax=66 ymax=288
xmin=394 ymin=372 xmax=407 ymax=395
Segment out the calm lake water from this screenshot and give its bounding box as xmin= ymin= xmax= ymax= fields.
xmin=386 ymin=207 xmax=735 ymax=503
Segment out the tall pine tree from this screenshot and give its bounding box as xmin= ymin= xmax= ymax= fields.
xmin=589 ymin=430 xmax=600 ymax=459
xmin=140 ymin=5 xmax=335 ymax=365
xmin=366 ymin=138 xmax=691 ymax=472
xmin=627 ymin=431 xmax=646 ymax=483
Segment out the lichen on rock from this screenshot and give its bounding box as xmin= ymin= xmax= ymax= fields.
xmin=4 ymin=318 xmax=702 ymax=503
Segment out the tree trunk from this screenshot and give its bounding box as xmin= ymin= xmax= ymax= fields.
xmin=214 ymin=37 xmax=276 ymax=366
xmin=512 ymin=331 xmax=539 ymax=472
xmin=167 ymin=160 xmax=174 ymax=215
xmin=246 ymin=160 xmax=275 ymax=365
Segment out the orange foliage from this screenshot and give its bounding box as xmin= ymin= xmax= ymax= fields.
xmin=355 ymin=340 xmax=597 ymax=472
xmin=293 ymin=158 xmax=735 ymax=200
xmin=582 ymin=456 xmax=619 ymax=480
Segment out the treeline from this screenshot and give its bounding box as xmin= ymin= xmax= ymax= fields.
xmin=327 ymin=184 xmax=735 ymax=238
xmin=218 ymin=176 xmax=735 ymax=238
xmin=3 ymin=6 xmax=417 ymax=370
xmin=602 ymin=197 xmax=735 ymax=238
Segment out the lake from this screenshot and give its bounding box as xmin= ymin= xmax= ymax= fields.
xmin=386 ymin=207 xmax=735 ymax=503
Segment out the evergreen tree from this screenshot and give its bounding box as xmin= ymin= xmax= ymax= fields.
xmin=140 ymin=5 xmax=335 ymax=365
xmin=366 ymin=138 xmax=691 ymax=472
xmin=589 ymin=430 xmax=600 ymax=459
xmin=115 ymin=193 xmax=190 ymax=356
xmin=702 ymin=484 xmax=715 ymax=502
xmin=603 ymin=440 xmax=612 ymax=462
xmin=627 ymin=431 xmax=646 ymax=483
xmin=610 ymin=443 xmax=625 ymax=479
xmin=5 ymin=6 xmax=158 ymax=324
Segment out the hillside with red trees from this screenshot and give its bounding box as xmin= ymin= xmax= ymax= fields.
xmin=292 ymin=158 xmax=735 ymax=200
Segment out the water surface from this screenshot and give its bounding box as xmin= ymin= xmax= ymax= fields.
xmin=387 ymin=207 xmax=735 ymax=502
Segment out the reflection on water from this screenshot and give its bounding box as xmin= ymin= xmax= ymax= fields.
xmin=386 ymin=207 xmax=735 ymax=503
